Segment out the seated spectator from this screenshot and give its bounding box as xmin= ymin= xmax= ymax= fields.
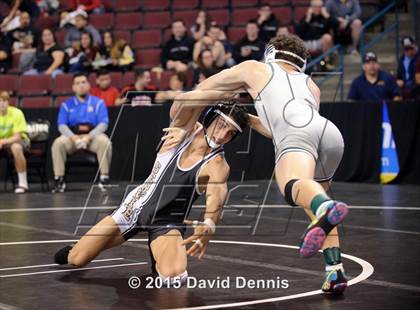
xmin=0 ymin=0 xmax=40 ymax=32
xmin=192 ymin=49 xmax=220 ymax=86
xmin=0 ymin=32 xmax=11 ymax=73
xmin=66 ymin=38 xmax=84 ymax=73
xmin=77 ymin=31 xmax=98 ymax=73
xmin=233 ymin=20 xmax=265 ymax=64
xmin=191 ymin=10 xmax=213 ymax=41
xmin=396 ymin=36 xmax=419 ymax=99
xmin=276 ymin=25 xmax=290 ymax=36
xmin=52 ymin=73 xmax=112 ymax=193
xmin=23 ymin=28 xmax=65 ymax=78
xmin=155 ymin=72 xmax=187 ymax=103
xmin=117 ymin=69 xmax=158 ymax=106
xmin=72 ymin=0 xmax=103 ymax=14
xmin=218 ymin=27 xmax=235 ymax=68
xmin=6 ymin=11 xmax=39 ymax=54
xmin=257 ymin=3 xmax=279 ymax=43
xmin=0 ymin=91 xmax=30 ymax=194
xmin=193 ymin=24 xmax=225 ymax=68
xmin=37 ymin=0 xmax=60 ymax=16
xmin=348 ymin=52 xmax=401 ymax=101
xmin=90 ymin=69 xmax=120 ymax=107
xmin=94 ymin=31 xmax=134 ymax=72
xmin=161 ymin=20 xmax=195 ymax=73
xmin=64 ymin=12 xmax=101 ymax=47
xmin=296 ymin=0 xmax=334 ymax=58
xmin=326 ymin=0 xmax=362 ymax=54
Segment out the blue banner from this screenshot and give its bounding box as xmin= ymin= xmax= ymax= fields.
xmin=380 ymin=101 xmax=399 ymax=183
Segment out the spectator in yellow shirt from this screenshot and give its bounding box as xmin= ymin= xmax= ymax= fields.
xmin=0 ymin=91 xmax=30 ymax=193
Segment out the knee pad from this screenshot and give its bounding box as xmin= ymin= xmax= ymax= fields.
xmin=284 ymin=179 xmax=299 ymax=206
xmin=158 ymin=270 xmax=188 ymax=287
xmin=54 ymin=245 xmax=73 ymax=265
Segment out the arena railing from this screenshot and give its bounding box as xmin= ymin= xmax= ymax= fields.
xmin=306 ymin=44 xmax=345 ymax=101
xmin=359 ymin=1 xmax=400 ymax=64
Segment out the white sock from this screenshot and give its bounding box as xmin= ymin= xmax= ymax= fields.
xmin=18 ymin=171 xmax=28 ymax=189
xmin=100 ymin=174 xmax=109 ymax=181
xmin=325 ymin=263 xmax=344 ymax=272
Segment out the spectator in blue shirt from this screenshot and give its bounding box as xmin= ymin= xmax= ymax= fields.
xmin=348 ymin=52 xmax=402 ymax=101
xmin=396 ymin=36 xmax=419 ymax=99
xmin=51 ymin=73 xmax=112 ymax=193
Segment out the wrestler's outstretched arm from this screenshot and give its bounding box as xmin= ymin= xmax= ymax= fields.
xmin=182 ymin=156 xmax=230 ymax=259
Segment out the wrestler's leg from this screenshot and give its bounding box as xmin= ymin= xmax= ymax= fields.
xmin=275 ymin=151 xmax=348 ymax=258
xmin=55 ymin=216 xmax=125 ymax=267
xmin=150 ymin=229 xmax=188 ymax=280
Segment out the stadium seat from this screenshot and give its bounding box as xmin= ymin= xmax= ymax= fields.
xmin=143 ymin=0 xmax=170 ymax=11
xmin=228 ymin=27 xmax=245 ymax=43
xmin=109 ymin=72 xmax=123 ymax=89
xmin=173 ymin=11 xmax=198 ymax=28
xmin=0 ymin=75 xmax=19 ymax=95
xmin=293 ymin=6 xmax=308 ymax=24
xmin=113 ymin=30 xmax=131 ymax=43
xmin=210 ymin=10 xmax=230 ymax=27
xmin=172 ymin=0 xmax=199 ymax=10
xmin=162 ymin=28 xmax=173 ymax=43
xmin=55 ymin=30 xmax=66 ymax=46
xmin=132 ymin=30 xmax=162 ymax=49
xmin=89 ymin=13 xmax=114 ymax=31
xmin=52 ymin=73 xmax=73 ymax=96
xmin=265 ymin=0 xmax=292 ymax=6
xmin=114 ymin=0 xmax=141 ymax=12
xmin=201 ymin=0 xmax=229 ymax=9
xmin=158 ymin=70 xmax=175 ymax=90
xmin=20 ymin=97 xmax=52 ymax=108
xmin=122 ymin=71 xmax=135 ymax=86
xmin=272 ymin=7 xmax=293 ymax=26
xmin=114 ymin=12 xmax=142 ymax=30
xmin=58 ymin=0 xmax=72 ymax=11
xmin=231 ymin=0 xmax=259 ymax=8
xmin=291 ymin=0 xmax=310 ymax=6
xmin=55 ymin=96 xmax=71 ymax=107
xmin=19 ymin=75 xmax=52 ymax=96
xmin=35 ymin=15 xmax=59 ymax=30
xmin=88 ymin=73 xmax=97 ymax=86
xmin=9 ymin=97 xmax=18 ymax=106
xmin=135 ymin=49 xmax=161 ymax=68
xmin=143 ymin=12 xmax=171 ymax=29
xmin=232 ymin=8 xmax=257 ymax=26
xmin=102 ymin=0 xmax=115 ymax=11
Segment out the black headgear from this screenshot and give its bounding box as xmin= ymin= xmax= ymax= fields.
xmin=201 ymin=103 xmax=246 ymax=147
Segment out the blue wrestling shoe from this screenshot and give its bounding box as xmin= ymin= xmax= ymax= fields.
xmin=322 ymin=269 xmax=348 ymax=295
xmin=299 ymin=202 xmax=349 ymax=258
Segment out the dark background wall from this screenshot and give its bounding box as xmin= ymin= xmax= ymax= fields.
xmin=9 ymin=101 xmax=420 ymax=185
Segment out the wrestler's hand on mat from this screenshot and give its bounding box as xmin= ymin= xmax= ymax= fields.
xmin=182 ymin=219 xmax=214 ymax=259
xmin=161 ymin=127 xmax=188 ymax=148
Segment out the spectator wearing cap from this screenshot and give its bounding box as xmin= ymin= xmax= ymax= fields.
xmin=257 ymin=3 xmax=279 ymax=43
xmin=325 ymin=0 xmax=362 ymax=54
xmin=161 ymin=20 xmax=195 ymax=73
xmin=348 ymin=52 xmax=401 ymax=101
xmin=233 ymin=19 xmax=266 ymax=64
xmin=295 ymin=0 xmax=335 ymax=57
xmin=90 ymin=69 xmax=120 ymax=107
xmin=64 ymin=12 xmax=101 ymax=48
xmin=396 ymin=36 xmax=419 ymax=99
